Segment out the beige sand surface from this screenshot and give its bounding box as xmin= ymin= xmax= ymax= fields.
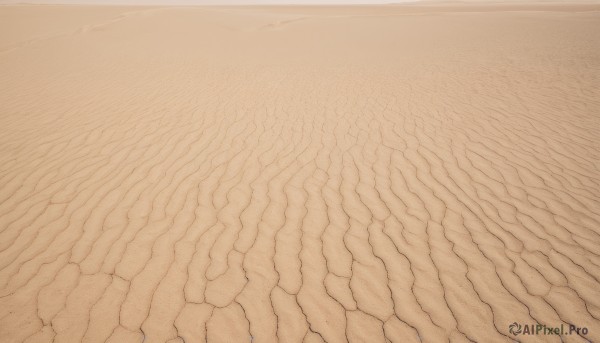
xmin=1 ymin=3 xmax=600 ymax=342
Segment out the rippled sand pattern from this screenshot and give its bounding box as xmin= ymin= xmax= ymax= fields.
xmin=1 ymin=4 xmax=599 ymax=343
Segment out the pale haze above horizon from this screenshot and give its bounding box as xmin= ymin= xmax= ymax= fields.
xmin=0 ymin=0 xmax=414 ymax=4
xmin=1 ymin=0 xmax=595 ymax=4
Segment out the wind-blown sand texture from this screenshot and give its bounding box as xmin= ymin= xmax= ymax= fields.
xmin=1 ymin=3 xmax=600 ymax=342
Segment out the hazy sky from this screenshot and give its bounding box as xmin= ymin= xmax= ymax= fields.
xmin=0 ymin=0 xmax=416 ymax=3
xmin=1 ymin=0 xmax=591 ymax=3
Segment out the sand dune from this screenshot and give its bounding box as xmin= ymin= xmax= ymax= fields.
xmin=1 ymin=3 xmax=599 ymax=342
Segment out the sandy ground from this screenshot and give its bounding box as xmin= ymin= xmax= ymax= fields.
xmin=1 ymin=3 xmax=600 ymax=343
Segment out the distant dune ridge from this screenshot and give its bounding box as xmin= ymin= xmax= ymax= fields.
xmin=1 ymin=2 xmax=599 ymax=343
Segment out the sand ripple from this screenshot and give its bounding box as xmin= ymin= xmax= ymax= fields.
xmin=1 ymin=4 xmax=599 ymax=343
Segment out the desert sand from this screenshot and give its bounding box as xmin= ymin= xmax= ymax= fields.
xmin=1 ymin=2 xmax=599 ymax=342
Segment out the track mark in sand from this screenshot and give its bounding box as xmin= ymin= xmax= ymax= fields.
xmin=0 ymin=7 xmax=163 ymax=55
xmin=1 ymin=4 xmax=600 ymax=343
xmin=258 ymin=17 xmax=310 ymax=31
